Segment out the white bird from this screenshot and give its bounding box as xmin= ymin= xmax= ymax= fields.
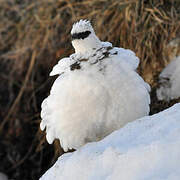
xmin=40 ymin=19 xmax=150 ymax=152
xmin=156 ymin=56 xmax=180 ymax=101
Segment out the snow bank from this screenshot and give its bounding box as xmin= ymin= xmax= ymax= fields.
xmin=40 ymin=103 xmax=180 ymax=180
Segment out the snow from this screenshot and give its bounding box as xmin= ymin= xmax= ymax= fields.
xmin=40 ymin=103 xmax=180 ymax=180
xmin=156 ymin=56 xmax=180 ymax=101
xmin=40 ymin=20 xmax=150 ymax=152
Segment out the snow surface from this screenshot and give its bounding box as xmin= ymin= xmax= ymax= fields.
xmin=40 ymin=20 xmax=150 ymax=152
xmin=157 ymin=56 xmax=180 ymax=101
xmin=40 ymin=103 xmax=180 ymax=180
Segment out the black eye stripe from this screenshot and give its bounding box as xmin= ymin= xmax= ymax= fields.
xmin=71 ymin=31 xmax=91 ymax=40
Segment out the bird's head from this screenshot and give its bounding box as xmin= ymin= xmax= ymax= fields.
xmin=71 ymin=20 xmax=101 ymax=54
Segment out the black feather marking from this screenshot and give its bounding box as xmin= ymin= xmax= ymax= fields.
xmin=70 ymin=62 xmax=81 ymax=71
xmin=113 ymin=51 xmax=118 ymax=55
xmin=102 ymin=51 xmax=110 ymax=58
xmin=71 ymin=31 xmax=91 ymax=40
xmin=79 ymin=58 xmax=88 ymax=62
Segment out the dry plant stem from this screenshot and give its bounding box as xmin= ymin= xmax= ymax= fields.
xmin=8 ymin=139 xmax=34 ymax=172
xmin=0 ymin=50 xmax=37 ymax=131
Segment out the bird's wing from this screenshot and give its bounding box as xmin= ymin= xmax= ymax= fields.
xmin=50 ymin=57 xmax=76 ymax=76
xmin=50 ymin=44 xmax=139 ymax=76
xmin=110 ymin=47 xmax=139 ymax=70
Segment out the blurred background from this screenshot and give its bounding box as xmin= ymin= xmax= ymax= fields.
xmin=0 ymin=0 xmax=180 ymax=179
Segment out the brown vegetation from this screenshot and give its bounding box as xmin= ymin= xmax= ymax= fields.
xmin=0 ymin=0 xmax=180 ymax=179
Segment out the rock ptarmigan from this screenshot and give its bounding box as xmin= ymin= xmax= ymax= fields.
xmin=40 ymin=20 xmax=150 ymax=152
xmin=156 ymin=56 xmax=180 ymax=101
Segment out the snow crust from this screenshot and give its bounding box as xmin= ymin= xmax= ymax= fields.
xmin=157 ymin=56 xmax=180 ymax=101
xmin=40 ymin=103 xmax=180 ymax=180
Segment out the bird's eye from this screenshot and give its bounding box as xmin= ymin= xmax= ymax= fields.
xmin=71 ymin=31 xmax=91 ymax=40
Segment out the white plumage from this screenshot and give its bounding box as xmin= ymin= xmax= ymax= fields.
xmin=156 ymin=56 xmax=180 ymax=101
xmin=40 ymin=20 xmax=150 ymax=152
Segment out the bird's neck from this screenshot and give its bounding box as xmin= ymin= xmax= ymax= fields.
xmin=72 ymin=36 xmax=102 ymax=55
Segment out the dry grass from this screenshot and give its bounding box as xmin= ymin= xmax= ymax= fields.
xmin=0 ymin=0 xmax=180 ymax=179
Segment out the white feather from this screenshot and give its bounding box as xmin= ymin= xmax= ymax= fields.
xmin=156 ymin=56 xmax=180 ymax=101
xmin=40 ymin=20 xmax=150 ymax=151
